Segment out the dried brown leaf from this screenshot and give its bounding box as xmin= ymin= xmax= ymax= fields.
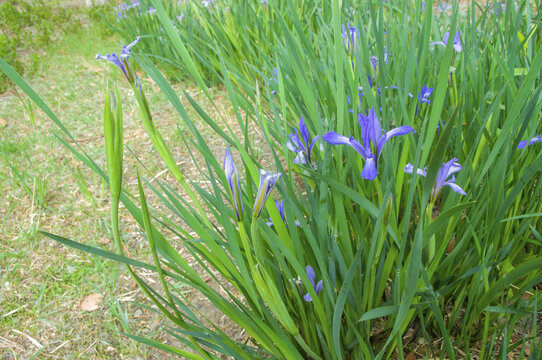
xmin=80 ymin=293 xmax=103 ymax=311
xmin=97 ymin=237 xmax=110 ymax=245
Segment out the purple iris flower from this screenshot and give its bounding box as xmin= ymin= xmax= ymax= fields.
xmin=117 ymin=12 xmax=125 ymax=21
xmin=252 ymin=170 xmax=282 ymax=218
xmin=404 ymin=158 xmax=467 ymax=198
xmin=266 ymin=200 xmax=301 ymax=227
xmin=267 ymin=199 xmax=285 ymax=226
xmin=419 ymin=85 xmax=433 ymax=104
xmin=304 ymin=265 xmax=323 ymax=302
xmin=322 ymin=107 xmax=415 ymax=180
xmin=437 ymin=1 xmax=452 ymax=13
xmin=96 ymin=37 xmax=141 ymax=83
xmin=269 ymin=67 xmax=289 ymax=95
xmin=347 ymin=86 xmax=366 ymax=113
xmin=420 ymin=1 xmax=426 ymax=11
xmin=261 ymin=0 xmax=268 ymax=7
xmin=341 ymin=23 xmax=358 ymax=54
xmin=286 ymin=116 xmax=320 ymax=165
xmin=387 ymin=85 xmax=413 ymax=99
xmin=430 ymin=31 xmax=462 ymax=52
xmin=147 ymin=6 xmax=156 ymax=14
xmin=490 ymin=2 xmax=504 ymax=16
xmin=370 ymin=56 xmax=379 ymax=72
xmin=517 ymin=135 xmax=542 ymax=149
xmin=370 ymin=47 xmax=389 ymax=72
xmin=223 ymin=148 xmax=243 ymax=221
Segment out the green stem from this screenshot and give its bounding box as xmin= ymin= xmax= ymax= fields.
xmin=251 ymin=220 xmax=266 ymax=265
xmin=425 ymin=201 xmax=436 ymax=262
xmin=239 ymin=221 xmax=255 ymax=270
xmin=111 ymin=196 xmax=123 ymax=256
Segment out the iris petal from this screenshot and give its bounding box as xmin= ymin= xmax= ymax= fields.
xmin=303 ymin=266 xmax=323 ymax=302
xmin=442 ymin=32 xmax=450 ymax=44
xmin=309 ymin=135 xmax=320 ymax=154
xmin=444 ymin=181 xmax=467 ymax=195
xmin=377 ymin=126 xmax=415 ymax=157
xmin=305 ymin=265 xmax=315 ymax=287
xmin=322 ymin=132 xmax=353 ymax=146
xmin=367 ymin=108 xmax=382 ymax=146
xmin=358 ymin=114 xmax=371 ymax=149
xmin=299 ymin=116 xmax=310 ymax=149
xmin=223 ymin=149 xmax=243 ymax=221
xmin=315 ymin=280 xmax=323 ymax=294
xmin=517 ymin=135 xmax=542 ymax=149
xmin=404 ymin=163 xmax=427 ymax=176
xmin=252 ymin=169 xmax=282 ymax=218
xmin=361 ymin=157 xmax=377 ymax=180
xmin=453 ymin=31 xmax=463 ymax=52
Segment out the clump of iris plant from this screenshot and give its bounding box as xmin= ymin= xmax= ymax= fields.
xmin=304 ymin=265 xmax=323 ymax=302
xmin=223 ymin=148 xmax=244 ymax=221
xmin=430 ymin=31 xmax=462 ymax=52
xmin=517 ymin=135 xmax=541 ymax=149
xmin=323 ymin=107 xmax=415 ymax=180
xmin=286 ymin=116 xmax=319 ymax=166
xmin=96 ymin=37 xmax=141 ymax=84
xmin=404 ymin=158 xmax=467 ymax=199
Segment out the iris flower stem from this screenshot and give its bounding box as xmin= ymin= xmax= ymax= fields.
xmin=425 ymin=201 xmax=436 ymax=262
xmin=451 ymin=71 xmax=459 ymax=108
xmin=362 ymin=192 xmax=389 ymax=316
xmin=251 ymin=220 xmax=267 ymax=266
xmin=373 ymin=176 xmax=384 ymax=205
xmin=238 ymin=221 xmax=256 ymax=270
xmin=236 ymin=220 xmax=265 ymax=316
xmin=373 ymin=195 xmax=394 ymax=309
xmin=111 ymin=195 xmax=123 ymax=256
